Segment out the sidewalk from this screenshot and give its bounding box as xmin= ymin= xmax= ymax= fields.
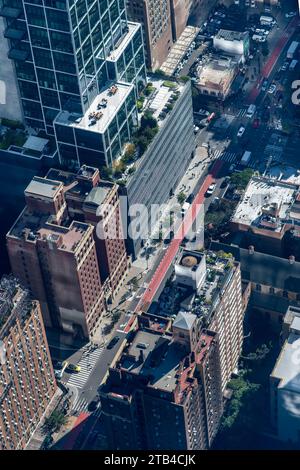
xmin=26 ymin=388 xmax=64 ymax=450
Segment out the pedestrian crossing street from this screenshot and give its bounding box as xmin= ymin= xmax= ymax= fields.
xmin=213 ymin=149 xmax=257 ymax=169
xmin=67 ymin=346 xmax=104 ymax=389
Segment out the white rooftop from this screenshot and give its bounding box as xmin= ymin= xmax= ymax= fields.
xmin=231 ymin=177 xmax=297 ymax=227
xmin=161 ymin=25 xmax=199 ymax=75
xmin=23 ymin=136 xmax=49 ymax=152
xmin=146 ymin=78 xmax=184 ymax=124
xmin=105 ymin=22 xmax=140 ymax=62
xmin=271 ymin=330 xmax=300 ymax=393
xmin=56 ymin=82 xmax=134 ymax=134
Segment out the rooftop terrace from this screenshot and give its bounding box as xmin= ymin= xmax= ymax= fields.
xmin=139 ymin=78 xmax=185 ymax=127
xmin=46 ymin=167 xmax=113 ymax=205
xmin=155 ymin=250 xmax=235 ymax=322
xmin=55 ymin=81 xmax=134 ymax=134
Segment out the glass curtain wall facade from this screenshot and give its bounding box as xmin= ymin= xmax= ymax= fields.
xmin=0 ymin=0 xmax=146 ymax=137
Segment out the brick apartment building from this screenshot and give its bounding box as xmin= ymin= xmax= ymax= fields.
xmin=45 ymin=165 xmax=128 ymax=300
xmin=6 ymin=171 xmax=107 ymax=339
xmin=100 ymin=312 xmax=223 ymax=450
xmin=0 ymin=275 xmax=57 ymax=450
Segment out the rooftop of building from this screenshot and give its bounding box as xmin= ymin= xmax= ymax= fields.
xmin=271 ymin=327 xmax=300 ymax=393
xmin=196 ymin=55 xmax=237 ymax=89
xmin=25 ymin=176 xmax=63 ymax=199
xmin=120 ymin=330 xmax=184 ymax=392
xmin=46 ymin=166 xmax=115 ymax=205
xmin=105 ymin=326 xmax=216 ymax=403
xmin=161 ymin=25 xmax=199 ymax=76
xmin=210 ymin=241 xmax=300 ymax=294
xmin=0 ymin=275 xmax=32 ymax=337
xmin=55 ymin=81 xmax=134 ymax=134
xmin=154 ymin=249 xmax=236 ymax=322
xmin=8 ymin=209 xmax=92 ymax=253
xmin=231 ymin=176 xmax=298 ymax=229
xmin=105 ymin=22 xmax=140 ymax=63
xmin=215 ymin=29 xmax=249 ymax=42
xmin=284 ymin=305 xmax=300 ymax=326
xmin=139 ymin=77 xmax=186 ymax=127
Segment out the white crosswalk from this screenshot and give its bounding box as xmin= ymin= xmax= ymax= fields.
xmin=72 ymin=396 xmax=89 ymax=413
xmin=213 ymin=149 xmax=257 ymax=169
xmin=67 ymin=346 xmax=104 ymax=389
xmin=237 ymin=107 xmax=248 ymax=118
xmin=213 ymin=149 xmax=238 ymax=163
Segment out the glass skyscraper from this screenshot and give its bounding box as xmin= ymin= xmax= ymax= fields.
xmin=0 ymin=0 xmax=146 ymax=166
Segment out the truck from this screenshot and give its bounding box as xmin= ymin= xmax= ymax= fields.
xmin=289 ymin=59 xmax=298 ymax=71
xmin=241 ymin=151 xmax=252 ymax=166
xmin=260 ymin=15 xmax=276 ymax=26
xmin=287 ymin=41 xmax=299 ymax=60
xmin=246 ymin=104 xmax=256 ymax=118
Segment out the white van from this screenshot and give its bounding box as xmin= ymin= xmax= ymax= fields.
xmin=246 ymin=104 xmax=256 ymax=118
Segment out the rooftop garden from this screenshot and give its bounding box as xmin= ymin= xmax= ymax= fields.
xmin=0 ymin=118 xmax=26 ymax=150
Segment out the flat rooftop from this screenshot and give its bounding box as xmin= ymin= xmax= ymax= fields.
xmin=215 ymin=29 xmax=248 ymax=42
xmin=8 ymin=209 xmax=91 ymax=253
xmin=25 ymin=176 xmax=62 ymax=199
xmin=0 ymin=275 xmax=31 ymax=337
xmin=271 ymin=330 xmax=300 ymax=393
xmin=120 ymin=330 xmax=186 ymax=392
xmin=196 ymin=56 xmax=236 ymax=88
xmin=231 ymin=177 xmax=297 ymax=228
xmin=55 ymin=81 xmax=134 ymax=134
xmin=156 ymin=250 xmax=235 ymax=320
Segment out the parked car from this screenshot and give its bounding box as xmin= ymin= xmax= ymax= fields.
xmin=261 ymin=78 xmax=269 ymax=91
xmin=107 ymin=336 xmax=120 ymax=350
xmin=285 ymin=12 xmax=297 ymax=18
xmin=281 ymin=62 xmax=289 ymax=72
xmin=268 ymin=84 xmax=277 ymax=94
xmin=88 ymin=400 xmax=100 ymax=412
xmin=220 ymin=177 xmax=230 ymax=188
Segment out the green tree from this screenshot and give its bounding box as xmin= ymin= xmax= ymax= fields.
xmin=177 ymin=191 xmax=186 ymax=205
xmin=220 ymin=376 xmax=260 ymax=431
xmin=141 ymin=111 xmax=158 ymax=129
xmin=230 ymin=168 xmax=254 ymax=190
xmin=43 ymin=410 xmax=67 ymax=435
xmin=179 ymin=75 xmax=190 ymax=83
xmin=130 ymin=277 xmax=139 ymax=290
xmin=123 ymin=143 xmax=136 ymax=163
xmin=111 ymin=310 xmax=122 ymax=324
